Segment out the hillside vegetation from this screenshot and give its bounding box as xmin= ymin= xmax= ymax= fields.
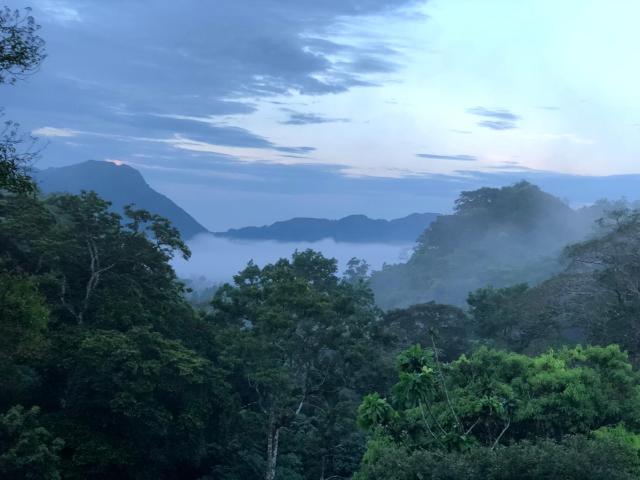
xmin=370 ymin=181 xmax=605 ymax=309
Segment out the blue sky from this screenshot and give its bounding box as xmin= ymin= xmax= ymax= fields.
xmin=5 ymin=0 xmax=640 ymax=229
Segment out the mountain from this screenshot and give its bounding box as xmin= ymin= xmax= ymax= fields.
xmin=370 ymin=181 xmax=606 ymax=310
xmin=216 ymin=212 xmax=440 ymax=243
xmin=35 ymin=161 xmax=208 ymax=239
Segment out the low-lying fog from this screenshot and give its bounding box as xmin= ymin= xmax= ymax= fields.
xmin=172 ymin=233 xmax=414 ymax=285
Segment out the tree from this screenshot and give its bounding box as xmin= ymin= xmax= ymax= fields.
xmin=383 ymin=302 xmax=470 ymax=361
xmin=356 ymin=344 xmax=640 ymax=478
xmin=370 ymin=182 xmax=595 ymax=309
xmin=0 ymin=7 xmax=45 ymax=84
xmin=0 ymin=191 xmax=192 ymax=332
xmin=0 ymin=273 xmax=49 ymax=410
xmin=53 ymin=327 xmax=229 ymax=479
xmin=355 ymin=431 xmax=640 ymax=480
xmin=563 ymin=209 xmax=640 ymax=362
xmin=210 ymin=250 xmax=391 ymax=480
xmin=0 ymin=121 xmax=39 ymax=195
xmin=0 ymin=405 xmax=63 ymax=480
xmin=0 ymin=188 xmax=234 ymax=478
xmin=343 ymin=257 xmax=370 ymax=285
xmin=0 ymin=7 xmax=46 ymax=194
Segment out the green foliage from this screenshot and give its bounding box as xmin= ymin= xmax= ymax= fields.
xmin=468 ymin=284 xmax=529 ymax=346
xmin=0 ymin=7 xmax=46 ymax=194
xmin=358 ymin=393 xmax=394 ymax=430
xmin=343 ymin=257 xmax=371 ymax=285
xmin=0 ymin=7 xmax=45 ymax=85
xmin=0 ymin=273 xmax=49 ymax=410
xmin=0 ymin=186 xmax=235 ymax=478
xmin=0 ymin=272 xmax=48 ymax=359
xmin=563 ymin=209 xmax=640 ymax=360
xmin=0 ymin=406 xmax=63 ymax=480
xmin=210 ymin=249 xmax=392 ymax=480
xmin=384 ymin=302 xmax=470 ymax=361
xmin=490 ymin=206 xmax=640 ymax=364
xmin=0 ymin=191 xmax=193 ymax=332
xmin=55 ymin=326 xmax=227 ymax=479
xmin=0 ymin=122 xmax=38 ymax=195
xmin=355 ymin=432 xmax=640 ymax=480
xmin=356 ymin=344 xmax=640 ymax=478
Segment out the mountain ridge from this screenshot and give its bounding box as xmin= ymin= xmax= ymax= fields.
xmin=216 ymin=212 xmax=439 ymax=243
xmin=369 ymin=181 xmax=606 ymax=309
xmin=35 ymin=160 xmax=209 ymax=239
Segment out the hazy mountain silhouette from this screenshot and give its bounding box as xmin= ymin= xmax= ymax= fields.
xmin=217 ymin=213 xmax=439 ymax=243
xmin=370 ymin=181 xmax=606 ymax=309
xmin=35 ymin=161 xmax=208 ymax=239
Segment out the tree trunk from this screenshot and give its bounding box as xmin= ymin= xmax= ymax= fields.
xmin=320 ymin=455 xmax=326 ymax=480
xmin=265 ymin=418 xmax=280 ymax=480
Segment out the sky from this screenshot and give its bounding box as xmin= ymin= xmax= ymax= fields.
xmin=4 ymin=0 xmax=640 ymax=230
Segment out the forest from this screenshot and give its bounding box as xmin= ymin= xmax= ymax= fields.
xmin=3 ymin=6 xmax=640 ymax=480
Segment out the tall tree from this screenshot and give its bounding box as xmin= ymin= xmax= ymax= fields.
xmin=210 ymin=250 xmax=391 ymax=480
xmin=564 ymin=209 xmax=640 ymax=361
xmin=0 ymin=6 xmax=45 ymax=194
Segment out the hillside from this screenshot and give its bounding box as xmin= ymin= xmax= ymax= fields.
xmin=35 ymin=161 xmax=208 ymax=239
xmin=217 ymin=212 xmax=439 ymax=243
xmin=370 ymin=181 xmax=604 ymax=309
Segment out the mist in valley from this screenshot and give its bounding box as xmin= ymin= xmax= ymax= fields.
xmin=172 ymin=233 xmax=414 ymax=286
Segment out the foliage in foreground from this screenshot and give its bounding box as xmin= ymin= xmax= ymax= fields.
xmin=356 ymin=344 xmax=640 ymax=479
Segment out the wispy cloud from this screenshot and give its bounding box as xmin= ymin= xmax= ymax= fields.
xmin=467 ymin=106 xmax=520 ymax=130
xmin=275 ymin=146 xmax=317 ymax=154
xmin=37 ymin=0 xmax=82 ymax=24
xmin=477 ymin=120 xmax=517 ymax=130
xmin=281 ymin=112 xmax=350 ymax=125
xmin=416 ymin=153 xmax=477 ymax=161
xmin=33 ymin=127 xmax=80 ymax=137
xmin=466 ymin=107 xmax=520 ymax=121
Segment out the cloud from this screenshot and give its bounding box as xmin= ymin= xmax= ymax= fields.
xmin=33 ymin=127 xmax=80 ymax=137
xmin=477 ymin=120 xmax=517 ymax=130
xmin=466 ymin=107 xmax=520 ymax=121
xmin=281 ymin=112 xmax=350 ymax=125
xmin=342 ymin=55 xmax=399 ymax=73
xmin=37 ymin=0 xmax=82 ymax=23
xmin=485 ymin=162 xmax=536 ymax=172
xmin=13 ymin=0 xmax=419 ymax=182
xmin=275 ymin=146 xmax=317 ymax=154
xmin=467 ymin=107 xmax=520 ymax=130
xmin=137 ymin=116 xmax=275 ymax=149
xmin=28 ymin=0 xmax=417 ymax=103
xmin=416 ymin=153 xmax=477 ymax=161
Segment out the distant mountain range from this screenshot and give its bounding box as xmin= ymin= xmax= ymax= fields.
xmin=35 ymin=161 xmax=440 ymax=244
xmin=35 ymin=161 xmax=209 ymax=239
xmin=216 ymin=213 xmax=439 ymax=243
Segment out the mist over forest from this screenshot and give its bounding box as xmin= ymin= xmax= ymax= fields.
xmin=173 ymin=235 xmax=413 ymax=285
xmin=4 ymin=3 xmax=640 ymax=480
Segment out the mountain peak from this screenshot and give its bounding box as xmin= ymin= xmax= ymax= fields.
xmin=35 ymin=161 xmax=208 ymax=239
